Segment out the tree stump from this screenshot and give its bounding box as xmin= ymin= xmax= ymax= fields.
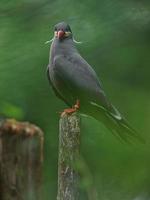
xmin=57 ymin=112 xmax=80 ymax=200
xmin=0 ymin=119 xmax=44 ymax=200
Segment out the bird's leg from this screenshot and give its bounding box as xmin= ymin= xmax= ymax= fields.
xmin=61 ymin=100 xmax=80 ymax=116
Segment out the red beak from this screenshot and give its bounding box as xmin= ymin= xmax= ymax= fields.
xmin=57 ymin=30 xmax=65 ymax=39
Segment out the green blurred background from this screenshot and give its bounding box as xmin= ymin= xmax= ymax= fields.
xmin=0 ymin=0 xmax=150 ymax=199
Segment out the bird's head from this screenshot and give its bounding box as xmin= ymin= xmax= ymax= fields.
xmin=54 ymin=22 xmax=72 ymax=40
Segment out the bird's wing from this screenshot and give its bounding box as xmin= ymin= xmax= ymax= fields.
xmin=55 ymin=54 xmax=122 ymax=117
xmin=54 ymin=53 xmax=112 ymax=109
xmin=55 ymin=54 xmax=129 ymax=122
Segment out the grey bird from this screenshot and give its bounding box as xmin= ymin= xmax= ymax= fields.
xmin=47 ymin=22 xmax=143 ymax=143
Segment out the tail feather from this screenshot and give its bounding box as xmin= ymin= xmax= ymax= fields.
xmin=117 ymin=118 xmax=145 ymax=143
xmin=89 ymin=102 xmax=145 ymax=144
xmin=105 ymin=112 xmax=145 ymax=144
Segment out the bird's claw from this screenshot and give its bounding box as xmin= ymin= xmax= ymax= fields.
xmin=61 ymin=108 xmax=77 ymax=117
xmin=60 ymin=100 xmax=80 ymax=117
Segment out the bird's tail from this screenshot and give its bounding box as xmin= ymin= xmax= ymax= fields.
xmin=88 ymin=102 xmax=145 ymax=144
xmin=104 ymin=114 xmax=144 ymax=144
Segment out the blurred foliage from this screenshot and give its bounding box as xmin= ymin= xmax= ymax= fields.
xmin=0 ymin=0 xmax=150 ymax=199
xmin=0 ymin=101 xmax=24 ymax=119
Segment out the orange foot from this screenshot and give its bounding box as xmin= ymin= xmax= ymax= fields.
xmin=61 ymin=100 xmax=80 ymax=117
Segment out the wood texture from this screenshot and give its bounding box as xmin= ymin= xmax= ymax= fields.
xmin=57 ymin=113 xmax=80 ymax=200
xmin=0 ymin=119 xmax=44 ymax=200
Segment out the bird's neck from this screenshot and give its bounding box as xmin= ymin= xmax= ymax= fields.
xmin=49 ymin=38 xmax=77 ymax=63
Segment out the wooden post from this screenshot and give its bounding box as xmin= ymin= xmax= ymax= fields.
xmin=57 ymin=112 xmax=80 ymax=200
xmin=0 ymin=119 xmax=44 ymax=200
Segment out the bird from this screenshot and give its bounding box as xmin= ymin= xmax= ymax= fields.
xmin=47 ymin=21 xmax=144 ymax=143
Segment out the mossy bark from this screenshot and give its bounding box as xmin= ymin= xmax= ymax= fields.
xmin=57 ymin=113 xmax=80 ymax=200
xmin=0 ymin=119 xmax=44 ymax=200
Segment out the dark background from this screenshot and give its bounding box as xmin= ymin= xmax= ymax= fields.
xmin=0 ymin=0 xmax=150 ymax=199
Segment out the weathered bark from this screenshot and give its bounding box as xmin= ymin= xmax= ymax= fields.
xmin=0 ymin=119 xmax=44 ymax=200
xmin=57 ymin=112 xmax=80 ymax=200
